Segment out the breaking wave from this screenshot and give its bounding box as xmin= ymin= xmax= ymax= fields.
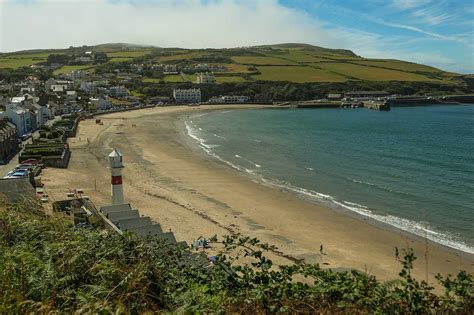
xmin=184 ymin=120 xmax=474 ymax=254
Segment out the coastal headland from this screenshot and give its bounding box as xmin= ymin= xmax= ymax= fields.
xmin=41 ymin=105 xmax=474 ymax=283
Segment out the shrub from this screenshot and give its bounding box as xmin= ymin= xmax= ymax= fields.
xmin=0 ymin=201 xmax=472 ymax=313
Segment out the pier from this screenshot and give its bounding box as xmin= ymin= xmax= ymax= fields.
xmin=363 ymin=101 xmax=391 ymax=111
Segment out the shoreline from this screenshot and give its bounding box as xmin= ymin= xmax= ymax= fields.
xmin=41 ymin=105 xmax=473 ymax=283
xmin=179 ymin=108 xmax=474 ymax=256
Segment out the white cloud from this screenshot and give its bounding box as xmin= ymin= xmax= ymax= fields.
xmin=0 ymin=0 xmax=328 ymax=51
xmin=391 ymin=0 xmax=431 ymax=9
xmin=0 ymin=0 xmax=470 ymax=73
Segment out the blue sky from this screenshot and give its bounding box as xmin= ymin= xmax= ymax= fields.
xmin=279 ymin=0 xmax=474 ymax=72
xmin=1 ymin=0 xmax=473 ymax=73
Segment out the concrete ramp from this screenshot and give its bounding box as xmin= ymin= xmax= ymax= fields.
xmin=116 ymin=216 xmax=153 ymax=231
xmin=107 ymin=209 xmax=139 ymax=222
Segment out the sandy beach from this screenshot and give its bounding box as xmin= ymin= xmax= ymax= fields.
xmin=41 ymin=105 xmax=473 ymax=283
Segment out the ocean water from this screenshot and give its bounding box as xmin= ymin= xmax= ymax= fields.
xmin=185 ymin=105 xmax=474 ymax=254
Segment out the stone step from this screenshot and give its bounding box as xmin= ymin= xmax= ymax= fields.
xmin=107 ymin=209 xmax=139 ymax=222
xmin=128 ymin=224 xmax=164 ymax=236
xmin=116 ymin=217 xmax=153 ymax=231
xmin=100 ymin=203 xmax=131 ymax=215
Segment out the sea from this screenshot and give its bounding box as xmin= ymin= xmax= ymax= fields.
xmin=184 ymin=105 xmax=474 ymax=254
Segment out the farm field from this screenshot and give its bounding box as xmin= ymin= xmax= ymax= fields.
xmin=2 ymin=52 xmax=52 ymax=59
xmin=0 ymin=51 xmax=55 ymax=68
xmin=253 ymin=66 xmax=348 ymax=82
xmin=317 ymin=62 xmax=438 ymax=81
xmin=107 ymin=50 xmax=151 ymax=58
xmin=231 ymin=56 xmax=298 ymax=65
xmin=53 ymin=65 xmax=96 ymax=75
xmin=317 ymin=54 xmax=364 ymax=61
xmin=0 ymin=58 xmax=44 ymax=69
xmin=158 ymin=52 xmax=207 ymax=62
xmin=162 ymin=73 xmax=197 ymax=82
xmin=215 ymin=75 xmax=248 ymax=83
xmin=351 ymin=60 xmax=442 ymax=73
xmin=163 ymin=74 xmax=183 ymax=82
xmin=142 ymin=78 xmax=162 ymax=83
xmin=108 ymin=57 xmax=133 ymax=63
xmin=264 ymin=50 xmax=332 ymax=63
xmin=222 ymin=63 xmax=254 ymax=73
xmin=4 ymin=43 xmax=462 ymax=86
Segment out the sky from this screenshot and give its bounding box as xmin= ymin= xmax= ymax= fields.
xmin=0 ymin=0 xmax=473 ymax=73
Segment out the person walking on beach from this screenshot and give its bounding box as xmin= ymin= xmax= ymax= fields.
xmin=395 ymin=246 xmax=399 ymax=260
xmin=320 ymin=244 xmax=324 ymax=255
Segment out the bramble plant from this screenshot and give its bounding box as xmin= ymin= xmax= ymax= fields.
xmin=0 ymin=200 xmax=472 ymax=313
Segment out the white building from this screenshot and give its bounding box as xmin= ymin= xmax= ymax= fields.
xmin=195 ymin=64 xmax=209 ymax=71
xmin=209 ymin=95 xmax=250 ymax=104
xmin=173 ymin=88 xmax=201 ymax=104
xmin=90 ymin=95 xmax=112 ymax=110
xmin=196 ymin=72 xmax=216 ymax=84
xmin=46 ymin=79 xmax=71 ymax=91
xmin=3 ymin=102 xmax=31 ymax=136
xmin=23 ymin=102 xmax=50 ymax=129
xmin=20 ymin=86 xmax=35 ymax=94
xmin=51 ymin=84 xmax=67 ymax=93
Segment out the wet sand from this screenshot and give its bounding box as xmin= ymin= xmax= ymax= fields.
xmin=41 ymin=105 xmax=473 ymax=283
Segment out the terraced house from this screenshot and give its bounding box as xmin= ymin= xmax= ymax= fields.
xmin=3 ymin=100 xmax=31 ymax=137
xmin=0 ymin=119 xmax=18 ymax=164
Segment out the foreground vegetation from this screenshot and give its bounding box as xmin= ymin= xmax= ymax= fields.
xmin=0 ymin=200 xmax=472 ymax=313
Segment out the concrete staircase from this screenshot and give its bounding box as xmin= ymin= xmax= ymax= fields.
xmin=100 ymin=203 xmax=182 ymax=246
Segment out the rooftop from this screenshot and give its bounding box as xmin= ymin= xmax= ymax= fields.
xmin=109 ymin=148 xmax=123 ymax=158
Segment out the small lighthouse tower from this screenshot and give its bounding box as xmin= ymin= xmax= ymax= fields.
xmin=108 ymin=148 xmax=124 ymax=205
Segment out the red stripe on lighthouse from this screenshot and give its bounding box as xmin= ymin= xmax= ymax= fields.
xmin=111 ymin=176 xmax=122 ymax=185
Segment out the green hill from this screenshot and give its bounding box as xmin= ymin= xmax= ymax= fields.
xmin=1 ymin=43 xmax=472 ymax=99
xmin=0 ymin=43 xmax=467 ymax=86
xmin=139 ymin=43 xmax=464 ymax=85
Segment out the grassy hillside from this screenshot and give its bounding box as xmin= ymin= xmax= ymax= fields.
xmin=0 ymin=52 xmax=50 ymax=69
xmin=136 ymin=43 xmax=466 ymax=85
xmin=0 ymin=43 xmax=469 ymax=90
xmin=0 ymin=201 xmax=472 ymax=313
xmin=52 ymin=64 xmax=96 ymax=75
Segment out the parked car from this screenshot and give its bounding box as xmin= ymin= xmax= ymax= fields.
xmin=15 ymin=164 xmax=34 ymax=171
xmin=21 ymin=159 xmax=39 ymax=165
xmin=3 ymin=169 xmax=29 ymax=179
xmin=7 ymin=165 xmax=31 ymax=175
